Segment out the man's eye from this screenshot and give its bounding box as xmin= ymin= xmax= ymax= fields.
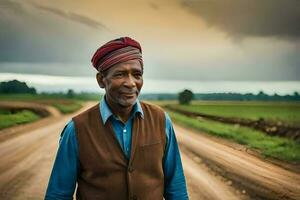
xmin=114 ymin=73 xmax=123 ymax=77
xmin=133 ymin=73 xmax=142 ymax=79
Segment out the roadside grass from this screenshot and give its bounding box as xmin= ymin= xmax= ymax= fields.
xmin=167 ymin=110 xmax=300 ymax=163
xmin=0 ymin=110 xmax=40 ymax=130
xmin=145 ymin=100 xmax=177 ymax=106
xmin=168 ymin=101 xmax=300 ymax=126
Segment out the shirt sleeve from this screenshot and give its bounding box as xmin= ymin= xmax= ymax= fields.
xmin=163 ymin=112 xmax=189 ymax=200
xmin=45 ymin=120 xmax=79 ymax=200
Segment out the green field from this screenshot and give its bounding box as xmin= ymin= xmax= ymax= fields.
xmin=167 ymin=110 xmax=300 ymax=162
xmin=0 ymin=109 xmax=40 ymax=130
xmin=167 ymin=101 xmax=300 ymax=126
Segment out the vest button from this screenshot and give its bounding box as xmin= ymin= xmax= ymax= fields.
xmin=128 ymin=166 xmax=134 ymax=173
xmin=131 ymin=195 xmax=138 ymax=200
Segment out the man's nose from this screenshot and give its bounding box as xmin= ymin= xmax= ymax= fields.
xmin=124 ymin=74 xmax=136 ymax=87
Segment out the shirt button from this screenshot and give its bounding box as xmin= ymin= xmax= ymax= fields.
xmin=123 ymin=129 xmax=127 ymax=133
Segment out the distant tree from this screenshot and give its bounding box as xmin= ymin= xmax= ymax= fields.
xmin=292 ymin=91 xmax=300 ymax=101
xmin=0 ymin=80 xmax=36 ymax=94
xmin=178 ymin=89 xmax=194 ymax=105
xmin=67 ymin=89 xmax=75 ymax=98
xmin=258 ymin=90 xmax=266 ymax=96
xmin=257 ymin=90 xmax=268 ymax=100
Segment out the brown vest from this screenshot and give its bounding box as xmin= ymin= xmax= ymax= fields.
xmin=72 ymin=102 xmax=166 ymax=200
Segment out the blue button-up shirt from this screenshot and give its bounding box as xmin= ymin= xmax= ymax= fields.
xmin=45 ymin=98 xmax=189 ymax=200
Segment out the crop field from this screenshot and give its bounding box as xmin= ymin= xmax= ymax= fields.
xmin=167 ymin=101 xmax=300 ymax=127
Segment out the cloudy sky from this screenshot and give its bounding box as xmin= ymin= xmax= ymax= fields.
xmin=0 ymin=0 xmax=300 ymax=85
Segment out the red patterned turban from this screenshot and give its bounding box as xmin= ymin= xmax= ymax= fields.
xmin=91 ymin=37 xmax=143 ymax=72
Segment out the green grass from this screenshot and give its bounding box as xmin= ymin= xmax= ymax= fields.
xmin=52 ymin=102 xmax=83 ymax=114
xmin=168 ymin=101 xmax=300 ymax=126
xmin=0 ymin=110 xmax=40 ymax=130
xmin=0 ymin=109 xmax=11 ymax=114
xmin=168 ymin=110 xmax=300 ymax=162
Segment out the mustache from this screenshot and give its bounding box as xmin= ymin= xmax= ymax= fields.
xmin=120 ymin=89 xmax=138 ymax=94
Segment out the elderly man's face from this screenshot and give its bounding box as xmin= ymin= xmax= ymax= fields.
xmin=97 ymin=59 xmax=143 ymax=108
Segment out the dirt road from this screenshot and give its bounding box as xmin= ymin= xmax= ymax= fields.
xmin=0 ymin=102 xmax=299 ymax=199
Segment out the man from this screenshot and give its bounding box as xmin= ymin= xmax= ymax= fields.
xmin=45 ymin=37 xmax=189 ymax=200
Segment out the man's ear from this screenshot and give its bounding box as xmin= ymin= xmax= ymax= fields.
xmin=96 ymin=73 xmax=105 ymax=88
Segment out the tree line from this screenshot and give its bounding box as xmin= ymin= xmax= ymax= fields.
xmin=1 ymin=80 xmax=299 ymax=102
xmin=0 ymin=80 xmax=36 ymax=94
xmin=140 ymin=90 xmax=300 ymax=103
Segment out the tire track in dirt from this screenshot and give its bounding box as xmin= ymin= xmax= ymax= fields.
xmin=181 ymin=150 xmax=244 ymax=200
xmin=174 ymin=124 xmax=300 ymax=200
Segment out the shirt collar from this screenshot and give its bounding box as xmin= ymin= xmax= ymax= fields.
xmin=100 ymin=96 xmax=144 ymax=124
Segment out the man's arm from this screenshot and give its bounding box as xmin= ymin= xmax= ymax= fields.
xmin=45 ymin=120 xmax=79 ymax=200
xmin=163 ymin=112 xmax=189 ymax=200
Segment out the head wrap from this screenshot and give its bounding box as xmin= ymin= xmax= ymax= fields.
xmin=91 ymin=37 xmax=143 ymax=72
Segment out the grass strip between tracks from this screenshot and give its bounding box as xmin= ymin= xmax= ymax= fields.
xmin=168 ymin=110 xmax=300 ymax=163
xmin=0 ymin=110 xmax=40 ymax=130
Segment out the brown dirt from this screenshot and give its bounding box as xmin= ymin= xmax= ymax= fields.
xmin=181 ymin=147 xmax=249 ymax=200
xmin=0 ymin=101 xmax=56 ymax=117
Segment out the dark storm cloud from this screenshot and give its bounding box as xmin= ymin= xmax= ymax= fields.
xmin=0 ymin=0 xmax=107 ymax=63
xmin=32 ymin=4 xmax=108 ymax=30
xmin=181 ymin=0 xmax=300 ymax=40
